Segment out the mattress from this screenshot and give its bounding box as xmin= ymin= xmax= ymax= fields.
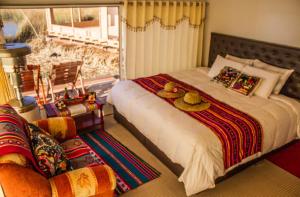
xmin=107 ymin=68 xmax=300 ymax=196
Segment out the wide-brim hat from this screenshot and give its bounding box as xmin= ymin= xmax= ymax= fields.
xmin=157 ymin=82 xmax=185 ymax=98
xmin=174 ymin=91 xmax=210 ymax=112
xmin=157 ymin=89 xmax=185 ymax=98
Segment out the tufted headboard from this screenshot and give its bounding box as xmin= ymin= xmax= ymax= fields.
xmin=208 ymin=32 xmax=300 ymax=100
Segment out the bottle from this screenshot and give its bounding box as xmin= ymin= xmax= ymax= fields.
xmin=64 ymin=87 xmax=70 ymax=99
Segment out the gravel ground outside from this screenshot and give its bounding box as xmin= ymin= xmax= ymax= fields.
xmin=26 ymin=37 xmax=120 ymax=81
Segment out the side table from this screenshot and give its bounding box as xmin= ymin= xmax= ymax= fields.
xmin=43 ymin=100 xmax=105 ymax=132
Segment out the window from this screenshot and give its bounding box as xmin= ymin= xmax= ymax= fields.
xmin=0 ymin=7 xmax=119 ymax=97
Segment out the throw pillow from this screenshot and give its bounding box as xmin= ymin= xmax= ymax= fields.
xmin=49 ymin=165 xmax=116 ymax=197
xmin=213 ymin=66 xmax=241 ymax=87
xmin=0 ymin=163 xmax=51 ymax=197
xmin=230 ymin=73 xmax=261 ymax=96
xmin=28 ymin=123 xmax=72 ymax=178
xmin=208 ymin=55 xmax=246 ymax=78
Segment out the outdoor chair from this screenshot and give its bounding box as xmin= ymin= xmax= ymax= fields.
xmin=47 ymin=61 xmax=86 ymax=102
xmin=21 ymin=64 xmax=47 ymax=105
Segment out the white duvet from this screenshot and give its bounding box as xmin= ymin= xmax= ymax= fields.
xmin=107 ymin=68 xmax=300 ymax=196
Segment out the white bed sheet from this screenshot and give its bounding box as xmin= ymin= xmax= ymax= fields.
xmin=107 ymin=68 xmax=300 ymax=196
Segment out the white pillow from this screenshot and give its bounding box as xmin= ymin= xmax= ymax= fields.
xmin=253 ymin=59 xmax=294 ymax=94
xmin=242 ymin=66 xmax=281 ymax=98
xmin=208 ymin=55 xmax=245 ymax=78
xmin=225 ymin=54 xmax=255 ymax=66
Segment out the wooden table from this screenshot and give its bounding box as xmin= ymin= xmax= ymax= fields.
xmin=43 ymin=100 xmax=104 ymax=132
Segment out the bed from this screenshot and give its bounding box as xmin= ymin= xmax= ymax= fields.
xmin=108 ymin=33 xmax=300 ymax=196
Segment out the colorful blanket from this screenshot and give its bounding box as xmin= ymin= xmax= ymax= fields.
xmin=62 ymin=130 xmax=161 ymax=195
xmin=44 ymin=100 xmax=102 ymax=117
xmin=0 ymin=105 xmax=41 ymax=172
xmin=133 ymin=74 xmax=263 ymax=169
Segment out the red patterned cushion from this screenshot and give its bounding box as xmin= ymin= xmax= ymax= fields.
xmin=213 ymin=66 xmax=241 ymax=87
xmin=230 ymin=73 xmax=261 ymax=95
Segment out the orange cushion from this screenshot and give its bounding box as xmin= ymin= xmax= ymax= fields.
xmin=33 ymin=117 xmax=77 ymax=142
xmin=49 ymin=165 xmax=116 ymax=197
xmin=0 ymin=163 xmax=51 ymax=197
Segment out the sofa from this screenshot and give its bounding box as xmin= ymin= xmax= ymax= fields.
xmin=0 ymin=104 xmax=116 ymax=197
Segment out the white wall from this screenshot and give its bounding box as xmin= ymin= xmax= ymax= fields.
xmin=202 ymin=0 xmax=300 ymax=66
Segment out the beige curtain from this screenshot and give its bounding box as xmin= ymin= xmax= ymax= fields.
xmin=0 ymin=63 xmax=15 ymax=104
xmin=121 ymin=0 xmax=206 ymax=79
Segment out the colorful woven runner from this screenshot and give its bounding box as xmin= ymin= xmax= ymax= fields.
xmin=44 ymin=100 xmax=102 ymax=117
xmin=62 ymin=130 xmax=160 ymax=195
xmin=133 ymin=74 xmax=263 ymax=169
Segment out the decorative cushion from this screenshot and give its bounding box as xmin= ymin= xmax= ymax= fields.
xmin=0 ymin=163 xmax=51 ymax=197
xmin=208 ymin=55 xmax=246 ymax=78
xmin=33 ymin=117 xmax=77 ymax=142
xmin=230 ymin=73 xmax=261 ymax=96
xmin=242 ymin=65 xmax=281 ymax=98
xmin=213 ymin=66 xmax=241 ymax=87
xmin=28 ymin=123 xmax=72 ymax=178
xmin=225 ymin=54 xmax=255 ymax=66
xmin=49 ymin=165 xmax=116 ymax=197
xmin=253 ymin=59 xmax=294 ymax=94
xmin=61 ymin=137 xmax=99 ymax=169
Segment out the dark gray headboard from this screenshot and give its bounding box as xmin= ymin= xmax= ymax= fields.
xmin=208 ymin=32 xmax=300 ymax=100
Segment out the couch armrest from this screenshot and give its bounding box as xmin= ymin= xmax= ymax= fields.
xmin=49 ymin=165 xmax=116 ymax=197
xmin=32 ymin=117 xmax=77 ymax=142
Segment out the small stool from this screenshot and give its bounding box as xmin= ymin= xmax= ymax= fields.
xmin=43 ymin=100 xmax=104 ymax=132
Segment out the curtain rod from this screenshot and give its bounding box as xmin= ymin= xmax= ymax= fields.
xmin=0 ymin=0 xmax=208 ymax=9
xmin=0 ymin=4 xmax=121 ymax=9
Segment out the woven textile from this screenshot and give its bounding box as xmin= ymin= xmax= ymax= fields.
xmin=44 ymin=100 xmax=102 ymax=117
xmin=0 ymin=105 xmax=38 ymax=169
xmin=62 ymin=130 xmax=160 ymax=195
xmin=133 ymin=74 xmax=263 ymax=169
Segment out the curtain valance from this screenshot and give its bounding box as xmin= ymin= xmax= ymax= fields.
xmin=122 ymin=0 xmax=205 ymax=31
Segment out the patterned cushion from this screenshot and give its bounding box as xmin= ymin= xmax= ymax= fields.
xmin=49 ymin=165 xmax=116 ymax=197
xmin=230 ymin=73 xmax=261 ymax=96
xmin=61 ymin=137 xmax=99 ymax=169
xmin=28 ymin=123 xmax=72 ymax=178
xmin=213 ymin=66 xmax=241 ymax=87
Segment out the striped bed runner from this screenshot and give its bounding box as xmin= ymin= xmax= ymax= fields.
xmin=62 ymin=130 xmax=160 ymax=195
xmin=133 ymin=74 xmax=263 ymax=169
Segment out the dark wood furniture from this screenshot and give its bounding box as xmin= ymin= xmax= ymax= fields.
xmin=114 ymin=32 xmax=300 ymax=180
xmin=21 ymin=64 xmax=47 ymax=105
xmin=44 ymin=100 xmax=105 ymax=133
xmin=47 ymin=61 xmax=85 ymax=102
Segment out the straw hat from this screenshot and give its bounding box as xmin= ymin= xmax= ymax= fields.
xmin=174 ymin=91 xmax=210 ymax=112
xmin=157 ymin=82 xmax=185 ymax=98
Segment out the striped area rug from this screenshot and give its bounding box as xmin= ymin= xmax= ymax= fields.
xmin=78 ymin=130 xmax=161 ymax=195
